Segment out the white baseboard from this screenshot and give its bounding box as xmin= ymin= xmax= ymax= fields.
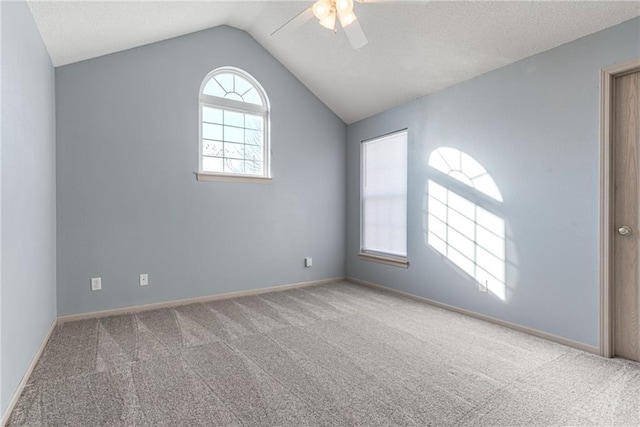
xmin=1 ymin=317 xmax=57 ymax=427
xmin=347 ymin=276 xmax=600 ymax=355
xmin=58 ymin=277 xmax=346 ymax=324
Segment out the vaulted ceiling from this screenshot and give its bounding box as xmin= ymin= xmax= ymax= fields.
xmin=28 ymin=1 xmax=640 ymax=123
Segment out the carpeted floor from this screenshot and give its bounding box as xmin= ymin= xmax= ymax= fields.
xmin=7 ymin=281 xmax=640 ymax=426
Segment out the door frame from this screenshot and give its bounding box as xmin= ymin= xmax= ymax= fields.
xmin=599 ymin=57 xmax=640 ymax=358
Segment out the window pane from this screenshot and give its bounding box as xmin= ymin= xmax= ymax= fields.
xmin=224 ymin=142 xmax=244 ymax=160
xmin=245 ymin=160 xmax=263 ymax=175
xmin=224 ymin=126 xmax=243 ymax=143
xmin=215 ymin=74 xmax=233 ymax=93
xmin=235 ymin=75 xmax=253 ymax=97
xmin=245 ymin=129 xmax=262 ymax=146
xmin=224 ymin=158 xmax=244 ymax=174
xmin=243 ymin=88 xmax=262 ymax=105
xmin=202 ymin=156 xmax=223 ymax=173
xmin=245 ymin=115 xmax=263 ymax=131
xmin=203 ymin=140 xmax=223 ymax=157
xmin=203 ymin=107 xmax=223 ymax=124
xmin=224 ymin=110 xmax=244 ymax=128
xmin=203 ymin=123 xmax=222 ymax=141
xmin=245 ymin=144 xmax=263 ymax=162
xmin=203 ymin=79 xmax=225 ymax=97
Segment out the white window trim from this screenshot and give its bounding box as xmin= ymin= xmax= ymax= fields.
xmin=358 ymin=252 xmax=409 ymax=268
xmin=196 ymin=172 xmax=272 ymax=183
xmin=200 ymin=94 xmax=266 ymax=115
xmin=197 ymin=66 xmax=271 ymax=181
xmin=359 ymin=129 xmax=409 ymax=266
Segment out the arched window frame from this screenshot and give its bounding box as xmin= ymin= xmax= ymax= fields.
xmin=197 ymin=67 xmax=271 ymax=182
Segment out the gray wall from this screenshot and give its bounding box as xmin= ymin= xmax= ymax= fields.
xmin=346 ymin=17 xmax=640 ymax=347
xmin=56 ymin=26 xmax=346 ymax=316
xmin=1 ymin=0 xmax=57 ymax=414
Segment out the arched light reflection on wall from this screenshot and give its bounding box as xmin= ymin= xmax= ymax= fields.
xmin=427 ymin=148 xmax=506 ymax=300
xmin=429 ymin=147 xmax=503 ymax=202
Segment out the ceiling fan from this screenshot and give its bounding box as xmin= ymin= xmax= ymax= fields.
xmin=271 ymin=0 xmax=369 ymax=49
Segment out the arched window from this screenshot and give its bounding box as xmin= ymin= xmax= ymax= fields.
xmin=197 ymin=67 xmax=270 ymax=180
xmin=427 ymin=148 xmax=506 ymax=300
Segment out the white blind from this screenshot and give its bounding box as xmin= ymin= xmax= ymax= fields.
xmin=361 ymin=130 xmax=408 ymax=257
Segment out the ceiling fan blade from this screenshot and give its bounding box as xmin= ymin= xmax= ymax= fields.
xmin=342 ymin=18 xmax=368 ymax=49
xmin=270 ymin=7 xmax=314 ymax=37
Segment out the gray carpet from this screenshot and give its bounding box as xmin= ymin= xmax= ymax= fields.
xmin=7 ymin=281 xmax=640 ymax=426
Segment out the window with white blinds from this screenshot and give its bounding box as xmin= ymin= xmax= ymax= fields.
xmin=361 ymin=130 xmax=408 ymax=261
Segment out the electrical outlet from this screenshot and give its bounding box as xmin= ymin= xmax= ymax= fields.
xmin=140 ymin=273 xmax=149 ymax=286
xmin=304 ymin=257 xmax=312 ymax=268
xmin=479 ymin=280 xmax=488 ymax=293
xmin=91 ymin=277 xmax=102 ymax=291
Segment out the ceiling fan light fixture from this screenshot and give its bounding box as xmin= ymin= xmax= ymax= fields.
xmin=338 ymin=10 xmax=357 ymax=27
xmin=336 ymin=0 xmax=354 ymax=14
xmin=312 ymin=0 xmax=333 ymax=20
xmin=271 ymin=0 xmax=368 ymax=50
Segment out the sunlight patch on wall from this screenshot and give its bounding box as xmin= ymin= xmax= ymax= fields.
xmin=427 ymin=148 xmax=506 ymax=300
xmin=429 ymin=147 xmax=503 ymax=202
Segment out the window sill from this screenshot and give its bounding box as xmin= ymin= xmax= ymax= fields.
xmin=196 ymin=172 xmax=272 ymax=184
xmin=358 ymin=252 xmax=409 ymax=268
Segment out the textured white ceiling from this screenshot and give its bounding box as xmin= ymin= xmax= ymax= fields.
xmin=28 ymin=1 xmax=640 ymax=123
